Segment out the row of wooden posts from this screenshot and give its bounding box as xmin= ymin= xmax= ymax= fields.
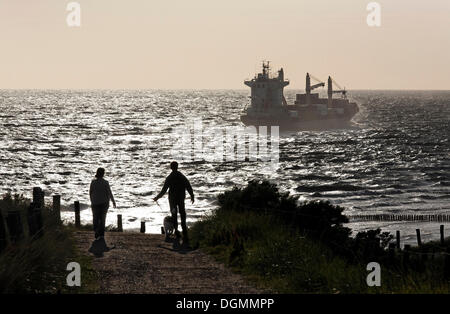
xmin=393 ymin=226 xmax=446 ymax=248
xmin=2 ymin=187 xmax=448 ymax=254
xmin=0 ymin=187 xmax=55 ymax=252
xmin=0 ymin=187 xmax=152 ymax=253
xmin=73 ymin=202 xmax=146 ymax=233
xmin=44 ymin=191 xmax=145 ymax=233
xmin=115 ymin=213 xmax=146 ymax=233
xmin=350 ymin=213 xmax=449 ymax=249
xmin=350 ymin=214 xmax=450 ymax=222
xmin=115 ymin=214 xmax=149 ymax=233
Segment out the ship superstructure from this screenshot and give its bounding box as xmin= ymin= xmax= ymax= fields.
xmin=241 ymin=62 xmax=359 ymax=130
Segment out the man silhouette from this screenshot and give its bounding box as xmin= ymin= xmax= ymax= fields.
xmin=154 ymin=162 xmax=194 ymax=242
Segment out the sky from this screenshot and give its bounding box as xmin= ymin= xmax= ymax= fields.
xmin=0 ymin=0 xmax=449 ymax=90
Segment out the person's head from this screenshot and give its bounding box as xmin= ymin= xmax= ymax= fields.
xmin=95 ymin=167 xmax=105 ymax=179
xmin=170 ymin=161 xmax=178 ymax=172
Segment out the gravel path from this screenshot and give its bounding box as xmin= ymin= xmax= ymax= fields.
xmin=73 ymin=231 xmax=262 ymax=294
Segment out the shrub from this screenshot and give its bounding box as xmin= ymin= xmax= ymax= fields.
xmin=216 ymin=180 xmax=352 ymax=251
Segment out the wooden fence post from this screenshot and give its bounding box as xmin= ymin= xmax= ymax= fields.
xmin=388 ymin=243 xmax=396 ymax=263
xmin=396 ymin=230 xmax=401 ymax=249
xmin=0 ymin=210 xmax=7 ymax=253
xmin=27 ymin=202 xmax=43 ymax=239
xmin=403 ymin=244 xmax=411 ymax=269
xmin=74 ymin=201 xmax=81 ymax=228
xmin=53 ymin=195 xmax=61 ymax=224
xmin=444 ymin=247 xmax=450 ymax=279
xmin=33 ymin=187 xmax=44 ymax=208
xmin=440 ymin=225 xmax=445 ymax=246
xmin=140 ymin=221 xmax=146 ymax=233
xmin=6 ymin=210 xmax=24 ymax=243
xmin=416 ymin=229 xmax=422 ymax=247
xmin=117 ymin=214 xmax=123 ymax=232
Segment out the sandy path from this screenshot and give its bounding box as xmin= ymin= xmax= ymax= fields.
xmin=73 ymin=231 xmax=262 ymax=294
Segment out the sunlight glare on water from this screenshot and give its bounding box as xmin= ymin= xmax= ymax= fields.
xmin=0 ymin=90 xmax=449 ymax=238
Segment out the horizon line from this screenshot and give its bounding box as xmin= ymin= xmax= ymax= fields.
xmin=1 ymin=88 xmax=450 ymax=92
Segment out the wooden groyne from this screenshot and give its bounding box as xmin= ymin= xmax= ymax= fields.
xmin=349 ymin=214 xmax=450 ymax=222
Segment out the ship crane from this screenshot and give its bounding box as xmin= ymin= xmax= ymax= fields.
xmin=309 ymin=73 xmax=326 ymax=90
xmin=330 ymin=77 xmax=347 ymax=99
xmin=305 ymin=73 xmax=325 ymax=105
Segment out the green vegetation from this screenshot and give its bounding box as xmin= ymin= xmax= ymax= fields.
xmin=190 ymin=180 xmax=450 ymax=293
xmin=0 ymin=194 xmax=99 ymax=293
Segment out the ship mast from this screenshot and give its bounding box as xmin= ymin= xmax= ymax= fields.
xmin=262 ymin=61 xmax=270 ymax=79
xmin=328 ymin=76 xmax=332 ymax=107
xmin=305 ymin=73 xmax=325 ymax=105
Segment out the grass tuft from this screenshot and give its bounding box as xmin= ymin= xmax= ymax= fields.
xmin=0 ymin=194 xmax=98 ymax=293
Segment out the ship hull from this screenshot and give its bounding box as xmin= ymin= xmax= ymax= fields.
xmin=240 ymin=114 xmax=357 ymax=131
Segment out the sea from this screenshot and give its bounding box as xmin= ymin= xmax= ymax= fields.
xmin=1 ymin=89 xmax=449 ymax=245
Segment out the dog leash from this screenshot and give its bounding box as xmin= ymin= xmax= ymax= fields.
xmin=154 ymin=199 xmax=163 ymax=210
xmin=154 ymin=199 xmax=177 ymax=216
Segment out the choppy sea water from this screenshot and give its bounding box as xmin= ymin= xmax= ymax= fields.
xmin=1 ymin=90 xmax=449 ymax=243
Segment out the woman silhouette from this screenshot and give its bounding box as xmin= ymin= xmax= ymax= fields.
xmin=89 ymin=168 xmax=116 ymax=240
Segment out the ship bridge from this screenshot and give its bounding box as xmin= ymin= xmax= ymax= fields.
xmin=244 ymin=61 xmax=289 ymax=110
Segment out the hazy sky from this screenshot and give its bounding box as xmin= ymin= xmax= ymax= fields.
xmin=0 ymin=0 xmax=449 ymax=89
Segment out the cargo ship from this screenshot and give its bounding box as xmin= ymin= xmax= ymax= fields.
xmin=240 ymin=62 xmax=359 ymax=130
